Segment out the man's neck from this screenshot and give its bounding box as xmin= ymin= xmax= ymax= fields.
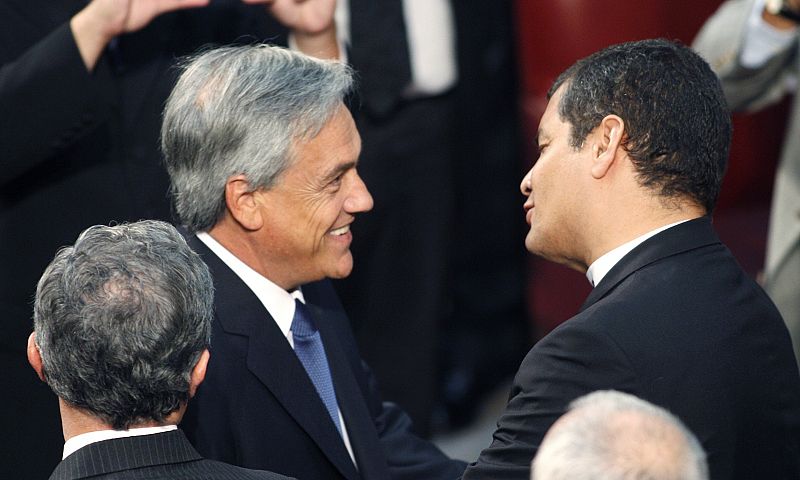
xmin=59 ymin=399 xmax=183 ymax=442
xmin=586 ymin=218 xmax=693 ymax=286
xmin=585 ymin=200 xmax=705 ymax=269
xmin=206 ymin=218 xmax=300 ymax=291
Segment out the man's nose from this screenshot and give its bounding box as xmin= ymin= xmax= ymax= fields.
xmin=520 ymin=168 xmax=533 ymax=196
xmin=345 ymin=172 xmax=374 ymax=213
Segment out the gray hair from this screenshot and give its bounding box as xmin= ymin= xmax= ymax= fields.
xmin=33 ymin=220 xmax=214 ymax=430
xmin=162 ymin=44 xmax=354 ymax=232
xmin=531 ymin=390 xmax=708 ymax=480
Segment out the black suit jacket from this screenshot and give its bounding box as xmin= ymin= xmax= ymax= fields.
xmin=49 ymin=429 xmax=293 ymax=480
xmin=0 ymin=3 xmax=283 ymax=477
xmin=181 ymin=234 xmax=466 ymax=480
xmin=463 ymin=217 xmax=800 ymax=480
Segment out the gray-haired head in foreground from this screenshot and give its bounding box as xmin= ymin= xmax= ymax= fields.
xmin=531 ymin=390 xmax=708 ymax=480
xmin=33 ymin=220 xmax=213 ymax=430
xmin=162 ymin=44 xmax=354 ymax=233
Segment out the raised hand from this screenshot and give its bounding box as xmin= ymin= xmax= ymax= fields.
xmin=71 ymin=0 xmax=210 ymax=70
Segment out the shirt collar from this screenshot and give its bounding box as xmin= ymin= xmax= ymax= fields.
xmin=62 ymin=425 xmax=177 ymax=460
xmin=195 ymin=232 xmax=304 ymax=343
xmin=586 ymin=219 xmax=690 ymax=287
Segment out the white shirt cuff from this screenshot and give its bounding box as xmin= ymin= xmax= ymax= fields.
xmin=741 ymin=0 xmax=798 ymax=68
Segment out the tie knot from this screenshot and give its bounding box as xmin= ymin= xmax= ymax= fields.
xmin=291 ymin=299 xmax=318 ymax=338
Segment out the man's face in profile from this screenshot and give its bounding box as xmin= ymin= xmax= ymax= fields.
xmin=252 ymin=105 xmax=374 ymax=290
xmin=520 ymin=85 xmax=589 ymax=266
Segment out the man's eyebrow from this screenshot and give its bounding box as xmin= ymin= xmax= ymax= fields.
xmin=323 ymin=161 xmax=356 ymax=182
xmin=536 ymin=128 xmax=547 ymax=146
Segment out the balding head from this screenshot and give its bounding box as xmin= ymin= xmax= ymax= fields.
xmin=531 ymin=390 xmax=708 ymax=480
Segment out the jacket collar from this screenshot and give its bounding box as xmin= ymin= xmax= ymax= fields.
xmin=49 ymin=430 xmax=200 ymax=480
xmin=185 ymin=232 xmax=365 ymax=480
xmin=580 ymin=216 xmax=721 ymax=312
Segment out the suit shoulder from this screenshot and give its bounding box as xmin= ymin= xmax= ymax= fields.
xmin=199 ymin=459 xmax=297 ymax=479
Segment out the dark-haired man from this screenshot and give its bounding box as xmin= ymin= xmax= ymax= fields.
xmin=462 ymin=39 xmax=800 ymax=480
xmin=29 ymin=220 xmax=292 ymax=480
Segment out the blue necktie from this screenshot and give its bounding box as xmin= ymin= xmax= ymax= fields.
xmin=291 ymin=299 xmax=343 ymax=434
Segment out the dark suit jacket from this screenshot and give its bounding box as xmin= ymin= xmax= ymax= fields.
xmin=181 ymin=234 xmax=466 ymax=480
xmin=0 ymin=3 xmax=283 ymax=477
xmin=463 ymin=217 xmax=800 ymax=480
xmin=49 ymin=429 xmax=293 ymax=480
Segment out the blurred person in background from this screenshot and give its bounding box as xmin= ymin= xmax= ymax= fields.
xmin=334 ymin=0 xmax=529 ymax=435
xmin=694 ymin=0 xmax=800 ymax=369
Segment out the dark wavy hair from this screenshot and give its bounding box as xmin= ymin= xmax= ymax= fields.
xmin=549 ymin=39 xmax=732 ymax=213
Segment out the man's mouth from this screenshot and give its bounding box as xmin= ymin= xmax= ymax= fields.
xmin=330 ymin=225 xmax=350 ymax=236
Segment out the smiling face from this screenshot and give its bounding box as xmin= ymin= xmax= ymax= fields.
xmin=520 ymin=85 xmax=592 ymax=270
xmin=255 ymin=104 xmax=373 ymax=290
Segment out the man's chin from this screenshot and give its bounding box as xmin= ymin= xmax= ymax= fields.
xmin=326 ymin=253 xmax=354 ymax=280
xmin=524 ymin=233 xmax=538 ymax=254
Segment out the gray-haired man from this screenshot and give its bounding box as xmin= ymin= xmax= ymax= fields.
xmin=532 ymin=390 xmax=709 ymax=480
xmin=162 ymin=44 xmax=465 ymax=480
xmin=29 ymin=220 xmax=292 ymax=480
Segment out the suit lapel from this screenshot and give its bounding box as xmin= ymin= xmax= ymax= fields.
xmin=243 ymin=306 xmax=361 ymax=480
xmin=580 ymin=217 xmax=722 ymax=312
xmin=48 ymin=430 xmax=201 ymax=480
xmin=186 ymin=234 xmax=360 ymax=480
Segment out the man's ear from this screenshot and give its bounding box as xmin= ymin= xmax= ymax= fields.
xmin=590 ymin=114 xmax=625 ymax=179
xmin=188 ymin=349 xmax=210 ymax=398
xmin=27 ymin=332 xmax=46 ymax=382
xmin=224 ymin=175 xmax=263 ymax=231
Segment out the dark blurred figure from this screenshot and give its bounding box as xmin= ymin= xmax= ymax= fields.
xmin=30 ymin=220 xmax=293 ymax=480
xmin=444 ymin=0 xmax=530 ymax=431
xmin=0 ymin=1 xmax=335 ymax=476
xmin=531 ymin=391 xmax=708 ymax=480
xmin=335 ymin=0 xmax=529 ymax=435
xmin=694 ymin=0 xmax=800 ymax=369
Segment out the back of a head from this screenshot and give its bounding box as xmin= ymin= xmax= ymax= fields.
xmin=549 ymin=38 xmax=731 ymax=214
xmin=161 ymin=44 xmax=354 ymax=233
xmin=531 ymin=390 xmax=708 ymax=480
xmin=33 ymin=220 xmax=213 ymax=429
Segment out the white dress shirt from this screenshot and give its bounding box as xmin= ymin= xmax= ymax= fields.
xmin=62 ymin=425 xmax=177 ymax=459
xmin=335 ymin=0 xmax=457 ymax=96
xmin=195 ymin=232 xmax=356 ymax=465
xmin=586 ymin=220 xmax=690 ymax=287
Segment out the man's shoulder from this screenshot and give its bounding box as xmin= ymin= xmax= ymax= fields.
xmin=195 ymin=459 xmax=297 ymax=480
xmin=67 ymin=459 xmax=297 ymax=480
xmin=544 ymin=234 xmax=789 ymax=377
